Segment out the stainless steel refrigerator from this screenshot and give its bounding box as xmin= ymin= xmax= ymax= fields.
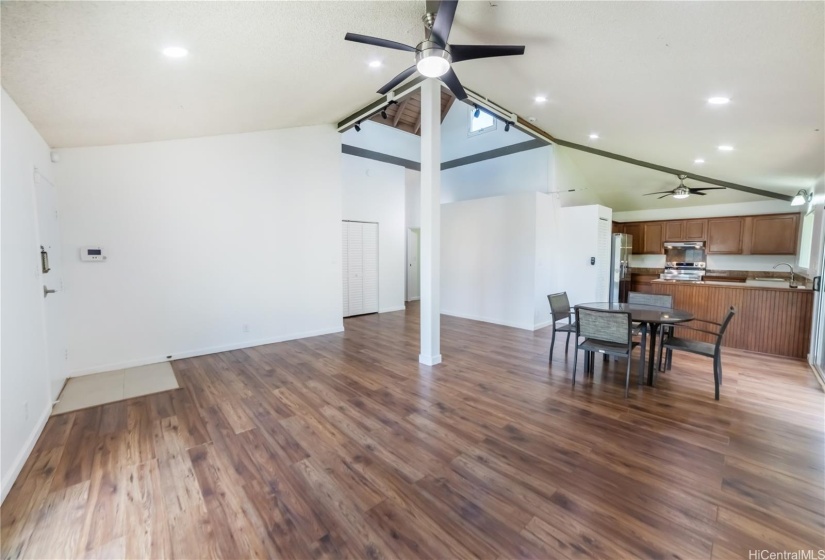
xmin=609 ymin=233 xmax=632 ymax=303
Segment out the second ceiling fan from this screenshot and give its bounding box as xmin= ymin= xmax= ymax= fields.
xmin=344 ymin=0 xmax=525 ymax=101
xmin=645 ymin=175 xmax=725 ymax=200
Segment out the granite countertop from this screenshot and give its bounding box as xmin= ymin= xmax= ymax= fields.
xmin=651 ymin=278 xmax=813 ymax=291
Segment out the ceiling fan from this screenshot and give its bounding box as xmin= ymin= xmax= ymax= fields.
xmin=644 ymin=175 xmax=726 ymax=200
xmin=344 ymin=0 xmax=525 ymax=101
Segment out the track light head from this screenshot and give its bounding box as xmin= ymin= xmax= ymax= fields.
xmin=381 ymin=109 xmax=388 ymax=119
xmin=504 ymin=121 xmax=513 ymax=132
xmin=473 ymin=105 xmax=481 ymax=118
xmin=354 ymin=122 xmax=362 ymax=132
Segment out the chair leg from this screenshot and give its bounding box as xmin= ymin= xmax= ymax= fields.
xmin=713 ymin=354 xmax=720 ymax=400
xmin=572 ymin=347 xmax=578 ymax=386
xmin=658 ymin=332 xmax=665 ymax=372
xmin=565 ymin=331 xmax=571 ymax=354
xmin=589 ymin=352 xmax=595 ymax=374
xmin=638 ymin=325 xmax=646 ymax=384
xmin=717 ymin=353 xmax=723 ymax=385
xmin=666 ymin=349 xmax=672 ymax=371
xmin=625 ymin=354 xmax=631 ymax=398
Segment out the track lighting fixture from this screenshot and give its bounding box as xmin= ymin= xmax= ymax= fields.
xmin=354 ymin=122 xmax=361 ymax=132
xmin=380 ymin=100 xmax=397 ymax=120
xmin=473 ymin=105 xmax=481 ymax=118
xmin=504 ymin=121 xmax=513 ymax=132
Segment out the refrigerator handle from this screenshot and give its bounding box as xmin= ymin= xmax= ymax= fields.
xmin=813 ymin=276 xmax=821 ymax=292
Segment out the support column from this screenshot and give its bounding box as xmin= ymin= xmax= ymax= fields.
xmin=419 ymin=78 xmax=442 ymax=366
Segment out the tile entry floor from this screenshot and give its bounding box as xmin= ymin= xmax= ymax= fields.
xmin=51 ymin=362 xmax=178 ymax=415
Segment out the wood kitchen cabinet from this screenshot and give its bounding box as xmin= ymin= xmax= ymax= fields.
xmin=748 ymin=213 xmax=799 ymax=255
xmin=623 ymin=223 xmax=644 ymax=255
xmin=684 ymin=219 xmax=707 ymax=241
xmin=612 ymin=221 xmax=624 ymax=235
xmin=707 ymin=217 xmax=745 ymax=254
xmin=664 ymin=221 xmax=685 ymax=241
xmin=642 ymin=222 xmax=664 ymax=254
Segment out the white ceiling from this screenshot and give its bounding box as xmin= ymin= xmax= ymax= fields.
xmin=2 ymin=1 xmax=823 ymax=210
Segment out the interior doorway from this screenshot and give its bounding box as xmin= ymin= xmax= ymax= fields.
xmin=34 ymin=169 xmax=68 ymax=400
xmin=406 ymin=227 xmax=420 ymax=301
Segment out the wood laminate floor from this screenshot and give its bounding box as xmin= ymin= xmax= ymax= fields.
xmin=2 ymin=303 xmax=824 ymax=559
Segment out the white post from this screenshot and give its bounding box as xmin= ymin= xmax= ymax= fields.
xmin=419 ymin=78 xmax=442 ymax=366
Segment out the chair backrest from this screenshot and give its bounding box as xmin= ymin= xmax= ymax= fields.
xmin=718 ymin=306 xmax=737 ymax=337
xmin=547 ymin=292 xmax=571 ymax=321
xmin=576 ymin=307 xmax=632 ymax=345
xmin=628 ymin=291 xmax=673 ymax=308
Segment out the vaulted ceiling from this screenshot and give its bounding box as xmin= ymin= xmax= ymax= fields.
xmin=2 ymin=1 xmax=822 ymax=208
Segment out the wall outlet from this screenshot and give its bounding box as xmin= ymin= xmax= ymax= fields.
xmin=242 ymin=324 xmax=250 ymax=333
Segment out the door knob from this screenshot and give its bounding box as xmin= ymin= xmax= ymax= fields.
xmin=43 ymin=286 xmax=57 ymax=298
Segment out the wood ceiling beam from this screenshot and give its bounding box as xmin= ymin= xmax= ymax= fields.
xmin=392 ymin=99 xmax=409 ymax=127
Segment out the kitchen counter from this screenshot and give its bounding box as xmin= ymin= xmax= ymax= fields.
xmin=647 ymin=280 xmax=814 ymax=358
xmin=652 ymin=279 xmax=812 ymax=291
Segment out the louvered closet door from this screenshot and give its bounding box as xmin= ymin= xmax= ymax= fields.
xmin=342 ymin=221 xmax=379 ymax=317
xmin=361 ymin=222 xmax=379 ymax=314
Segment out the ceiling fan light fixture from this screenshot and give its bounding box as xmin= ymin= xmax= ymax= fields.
xmin=673 ymin=187 xmax=690 ymax=199
xmin=415 ymin=42 xmax=451 ymax=78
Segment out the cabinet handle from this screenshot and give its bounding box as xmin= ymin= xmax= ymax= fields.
xmin=814 ymin=276 xmax=821 ymax=292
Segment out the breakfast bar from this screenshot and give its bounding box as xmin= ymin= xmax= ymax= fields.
xmin=648 ymin=279 xmax=814 ymax=358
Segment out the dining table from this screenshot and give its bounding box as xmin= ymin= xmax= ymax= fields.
xmin=576 ymin=301 xmax=694 ymax=385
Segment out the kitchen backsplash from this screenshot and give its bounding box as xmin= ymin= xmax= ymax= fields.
xmin=629 ymin=253 xmax=798 ymax=272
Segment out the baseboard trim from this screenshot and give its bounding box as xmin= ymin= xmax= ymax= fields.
xmin=68 ymin=325 xmax=345 ymax=377
xmin=419 ymin=354 xmax=442 ymax=366
xmin=533 ymin=319 xmax=554 ymax=331
xmin=1 ymin=404 xmax=51 ymax=504
xmin=441 ymin=310 xmax=534 ymax=331
xmin=379 ymin=306 xmax=406 ymax=313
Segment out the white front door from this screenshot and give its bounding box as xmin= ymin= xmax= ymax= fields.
xmin=407 ymin=228 xmax=420 ymax=301
xmin=34 ymin=169 xmax=67 ymax=400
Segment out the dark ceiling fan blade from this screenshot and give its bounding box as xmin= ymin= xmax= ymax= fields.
xmin=440 ymin=67 xmax=467 ymax=100
xmin=377 ymin=65 xmax=418 ymax=95
xmin=450 ymin=44 xmax=526 ymax=63
xmin=345 ymin=33 xmax=416 ymax=52
xmin=658 ymin=194 xmax=672 ymax=199
xmin=643 ymin=191 xmax=675 ymax=196
xmin=429 ymin=0 xmax=458 ymax=47
xmin=689 ymin=187 xmax=726 ymax=192
xmin=693 ymin=192 xmax=707 ymax=196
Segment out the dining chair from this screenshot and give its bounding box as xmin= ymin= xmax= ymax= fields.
xmin=627 ymin=291 xmax=674 ymax=369
xmin=547 ymin=292 xmax=576 ymax=362
xmin=573 ymin=307 xmax=640 ymax=397
xmin=659 ymin=306 xmax=736 ymax=400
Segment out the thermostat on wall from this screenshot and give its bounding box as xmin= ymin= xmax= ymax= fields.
xmin=80 ymin=246 xmax=106 ymax=262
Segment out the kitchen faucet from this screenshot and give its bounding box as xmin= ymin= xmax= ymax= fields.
xmin=773 ymin=262 xmax=797 ymax=288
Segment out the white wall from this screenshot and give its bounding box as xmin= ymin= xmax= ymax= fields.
xmin=442 ymin=192 xmax=556 ymax=330
xmin=558 ymin=205 xmax=613 ymax=307
xmin=534 ymin=193 xmax=562 ymax=327
xmin=342 ymin=120 xmax=420 ymax=162
xmin=341 ymin=155 xmax=406 ymax=313
xmin=405 ymin=169 xmax=421 ymax=229
xmin=1 ymin=89 xmax=55 ymax=501
xmin=55 ymin=125 xmax=344 ymax=376
xmin=442 ymin=147 xmax=552 ymax=204
xmin=441 ymin=103 xmax=531 ymax=161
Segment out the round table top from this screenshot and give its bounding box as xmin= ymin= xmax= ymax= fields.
xmin=576 ymin=302 xmax=694 ymax=324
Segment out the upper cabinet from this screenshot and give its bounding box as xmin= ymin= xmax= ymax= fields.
xmin=617 ymin=213 xmax=799 ymax=256
xmin=707 ymin=217 xmax=745 ymax=254
xmin=642 ymin=222 xmax=664 ymax=254
xmin=748 ymin=213 xmax=799 ymax=255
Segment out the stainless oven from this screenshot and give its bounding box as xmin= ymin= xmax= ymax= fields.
xmin=661 ymin=242 xmax=706 ymax=281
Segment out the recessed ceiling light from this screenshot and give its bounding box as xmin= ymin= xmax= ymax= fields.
xmin=694 ymin=158 xmax=705 ymax=164
xmin=589 ymin=133 xmax=599 ymax=140
xmin=534 ymin=96 xmax=547 ymax=103
xmin=162 ymin=46 xmax=188 ymax=58
xmin=718 ymin=145 xmax=734 ymax=151
xmin=368 ymin=60 xmax=382 ymax=68
xmin=708 ymin=97 xmax=730 ymax=105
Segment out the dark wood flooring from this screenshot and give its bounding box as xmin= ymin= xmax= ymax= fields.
xmin=2 ymin=303 xmax=824 ymax=559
